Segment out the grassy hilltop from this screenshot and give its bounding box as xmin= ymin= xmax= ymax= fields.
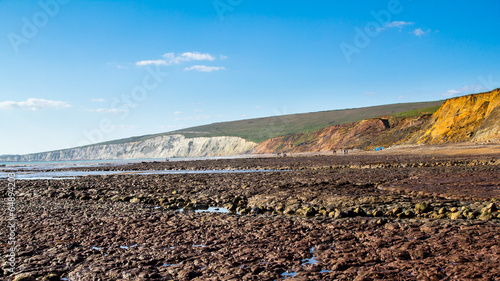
xmin=99 ymin=100 xmax=443 ymax=146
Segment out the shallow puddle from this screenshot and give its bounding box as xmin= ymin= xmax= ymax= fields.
xmin=281 ymin=271 xmax=298 ymax=278
xmin=301 ymin=256 xmax=320 ymax=265
xmin=178 ymin=207 xmax=231 ymax=213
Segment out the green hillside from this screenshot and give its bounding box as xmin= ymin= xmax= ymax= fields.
xmin=99 ymin=100 xmax=444 ymax=145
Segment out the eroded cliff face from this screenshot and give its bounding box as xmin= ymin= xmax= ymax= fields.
xmin=411 ymin=89 xmax=500 ymax=144
xmin=1 ymin=135 xmax=257 ymax=162
xmin=256 ymin=89 xmax=500 ymax=154
xmin=256 ymin=115 xmax=431 ymax=153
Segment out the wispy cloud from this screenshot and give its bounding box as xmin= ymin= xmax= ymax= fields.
xmin=413 ymin=28 xmax=430 ymax=37
xmin=173 ymin=111 xmax=183 ymax=115
xmin=0 ymin=98 xmax=71 ymax=111
xmin=91 ymin=98 xmax=105 ymax=102
xmin=136 ymin=52 xmax=217 ymax=66
xmin=136 ymin=59 xmax=169 ymax=66
xmin=179 ymin=52 xmax=215 ymax=61
xmin=443 ymin=84 xmax=485 ymax=97
xmin=377 ymin=21 xmax=415 ymax=31
xmin=184 ymin=65 xmax=226 ymax=72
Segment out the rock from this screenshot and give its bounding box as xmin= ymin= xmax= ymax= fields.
xmin=251 ymin=207 xmax=262 ymax=214
xmin=227 ymin=203 xmax=237 ymax=211
xmin=438 ymin=207 xmax=447 ymax=215
xmin=233 ymin=196 xmax=242 ymax=205
xmin=392 ymin=206 xmax=403 ymax=215
xmin=353 ymin=207 xmax=366 ymax=216
xmin=481 ymin=203 xmax=497 ymax=214
xmin=372 ymin=210 xmax=383 ymax=217
xmin=42 ymin=274 xmax=60 ymax=281
xmin=333 ymin=209 xmax=343 ymax=219
xmin=478 ymin=212 xmax=494 ymax=221
xmin=284 ymin=204 xmax=300 ymax=215
xmin=13 ymin=275 xmax=35 ymax=281
xmin=404 ymin=210 xmax=415 ymax=218
xmin=303 ymin=206 xmax=317 ymax=217
xmin=450 ymin=212 xmax=464 ymax=220
xmin=130 ymin=197 xmax=141 ymax=203
xmin=415 ymin=202 xmax=431 ymax=214
xmin=79 ymin=194 xmax=91 ymax=200
xmin=466 ymin=211 xmax=481 ymax=220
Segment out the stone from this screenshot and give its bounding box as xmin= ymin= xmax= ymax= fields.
xmin=478 ymin=213 xmax=494 ymax=221
xmin=13 ymin=275 xmax=35 ymax=281
xmin=251 ymin=207 xmax=262 ymax=214
xmin=450 ymin=212 xmax=463 ymax=220
xmin=481 ymin=203 xmax=497 ymax=214
xmin=415 ymin=202 xmax=431 ymax=213
xmin=303 ymin=206 xmax=317 ymax=217
xmin=353 ymin=207 xmax=366 ymax=216
xmin=438 ymin=207 xmax=447 ymax=215
xmin=42 ymin=274 xmax=60 ymax=281
xmin=404 ymin=210 xmax=415 ymax=218
xmin=392 ymin=206 xmax=403 ymax=215
xmin=130 ymin=197 xmax=141 ymax=203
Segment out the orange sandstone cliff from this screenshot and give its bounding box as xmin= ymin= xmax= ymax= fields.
xmin=256 ymin=89 xmax=500 ymax=153
xmin=411 ymin=88 xmax=500 ymax=144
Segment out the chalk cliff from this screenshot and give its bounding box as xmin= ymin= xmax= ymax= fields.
xmin=1 ymin=135 xmax=257 ymax=162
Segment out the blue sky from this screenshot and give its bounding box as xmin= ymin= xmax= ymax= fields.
xmin=1 ymin=0 xmax=499 ymax=155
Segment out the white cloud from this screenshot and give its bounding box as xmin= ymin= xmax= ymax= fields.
xmin=85 ymin=108 xmax=127 ymax=114
xmin=413 ymin=28 xmax=430 ymax=37
xmin=219 ymin=55 xmax=228 ymax=60
xmin=443 ymin=84 xmax=486 ymax=97
xmin=0 ymin=98 xmax=71 ymax=111
xmin=91 ymin=98 xmax=105 ymax=102
xmin=184 ymin=65 xmax=226 ymax=72
xmin=378 ymin=21 xmax=415 ymax=31
xmin=135 ymin=59 xmax=168 ymax=66
xmin=136 ymin=52 xmax=216 ymax=66
xmin=173 ymin=111 xmax=183 ymax=115
xmin=254 ymin=105 xmax=262 ymax=109
xmin=194 ymin=109 xmax=203 ymax=112
xmin=180 ymin=52 xmax=215 ymax=61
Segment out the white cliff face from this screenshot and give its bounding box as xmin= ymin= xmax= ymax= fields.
xmin=1 ymin=135 xmax=258 ymax=162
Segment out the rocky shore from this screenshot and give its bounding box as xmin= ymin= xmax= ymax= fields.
xmin=1 ymin=154 xmax=500 ymax=280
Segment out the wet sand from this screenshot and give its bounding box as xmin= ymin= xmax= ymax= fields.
xmin=1 ymin=150 xmax=500 ymax=280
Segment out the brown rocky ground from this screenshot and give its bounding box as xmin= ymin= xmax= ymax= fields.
xmin=1 ymin=153 xmax=500 ymax=280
